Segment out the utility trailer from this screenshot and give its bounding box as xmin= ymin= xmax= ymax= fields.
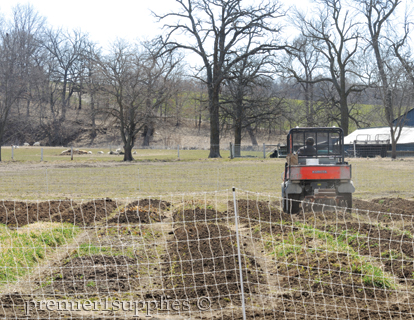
xmin=282 ymin=127 xmax=355 ymax=213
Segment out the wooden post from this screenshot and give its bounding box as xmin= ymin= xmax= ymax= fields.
xmin=11 ymin=146 xmax=14 ymax=160
xmin=230 ymin=142 xmax=233 ymax=159
xmin=71 ymin=146 xmax=73 ymax=160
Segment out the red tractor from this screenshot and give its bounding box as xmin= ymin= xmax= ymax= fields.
xmin=282 ymin=127 xmax=355 ymax=213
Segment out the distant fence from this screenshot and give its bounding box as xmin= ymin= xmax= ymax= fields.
xmin=3 ymin=144 xmax=286 ymax=162
xmin=345 ymin=142 xmax=414 ymax=158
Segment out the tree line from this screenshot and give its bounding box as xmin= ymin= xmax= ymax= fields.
xmin=0 ymin=0 xmax=412 ymax=160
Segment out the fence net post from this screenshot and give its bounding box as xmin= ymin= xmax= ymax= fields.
xmin=232 ymin=187 xmax=246 ymax=320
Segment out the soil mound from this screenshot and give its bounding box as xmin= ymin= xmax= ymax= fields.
xmin=0 ymin=293 xmax=58 ymax=318
xmin=0 ymin=200 xmax=72 ymax=227
xmin=44 ymin=255 xmax=139 ymax=294
xmin=53 ymin=199 xmax=117 ymax=226
xmin=354 ymin=197 xmax=414 ymax=216
xmin=173 ymin=207 xmax=227 ymax=223
xmin=162 ymin=222 xmax=265 ymax=306
xmin=230 ymin=199 xmax=285 ymax=224
xmin=108 ymin=199 xmax=169 ymax=224
xmin=0 ymin=199 xmax=117 ymax=228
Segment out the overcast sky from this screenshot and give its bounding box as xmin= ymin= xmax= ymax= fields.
xmin=0 ymin=0 xmax=310 ymax=48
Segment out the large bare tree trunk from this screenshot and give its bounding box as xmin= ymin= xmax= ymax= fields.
xmin=340 ymin=95 xmax=349 ymax=136
xmin=247 ymin=124 xmax=258 ymax=146
xmin=142 ymin=124 xmax=154 ymax=147
xmin=123 ymin=139 xmax=134 ymax=161
xmin=234 ymin=123 xmax=242 ymax=157
xmin=208 ymin=88 xmax=221 ymax=158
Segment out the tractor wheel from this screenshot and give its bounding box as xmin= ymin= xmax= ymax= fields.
xmin=338 ymin=193 xmax=352 ymax=209
xmin=284 ymin=194 xmax=301 ymax=214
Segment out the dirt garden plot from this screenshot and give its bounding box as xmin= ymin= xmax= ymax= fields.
xmin=107 ymin=199 xmax=170 ymax=224
xmin=0 ymin=199 xmax=117 ymax=228
xmin=161 ymin=222 xmax=266 ymax=309
xmin=2 ymin=196 xmax=414 ymax=319
xmin=173 ymin=207 xmax=228 ymax=223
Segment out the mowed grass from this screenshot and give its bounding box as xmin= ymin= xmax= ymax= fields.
xmin=0 ymin=148 xmax=413 ymax=200
xmin=350 ymin=157 xmax=414 ymax=199
xmin=0 ymin=223 xmax=79 ymax=285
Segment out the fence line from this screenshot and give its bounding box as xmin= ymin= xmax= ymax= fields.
xmin=1 ymin=190 xmax=414 ymax=319
xmin=1 ymin=159 xmax=414 ymax=200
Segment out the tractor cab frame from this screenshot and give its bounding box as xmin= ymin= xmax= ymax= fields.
xmin=282 ymin=127 xmax=355 ymax=213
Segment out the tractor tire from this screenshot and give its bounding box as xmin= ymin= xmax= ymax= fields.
xmin=284 ymin=194 xmax=301 ymax=214
xmin=338 ymin=193 xmax=352 ymax=209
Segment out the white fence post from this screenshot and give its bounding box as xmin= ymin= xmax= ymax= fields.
xmin=177 ymin=144 xmax=180 ymax=158
xmin=232 ymin=187 xmax=246 ymax=320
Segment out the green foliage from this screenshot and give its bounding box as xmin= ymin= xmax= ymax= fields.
xmin=0 ymin=223 xmax=79 ymax=284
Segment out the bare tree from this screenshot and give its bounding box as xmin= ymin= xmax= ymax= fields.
xmin=281 ymin=35 xmax=321 ymax=126
xmin=81 ymin=42 xmax=101 ymax=143
xmin=290 ymin=0 xmax=363 ymax=135
xmin=41 ymin=28 xmax=89 ymax=145
xmin=0 ymin=4 xmax=48 ymax=148
xmin=359 ymin=0 xmax=411 ymax=158
xmin=220 ymin=43 xmax=283 ymax=155
xmin=98 ymin=41 xmax=179 ymax=161
xmin=155 ymin=0 xmax=288 ymax=157
xmin=391 ymin=12 xmax=414 ymax=88
xmin=0 ymin=4 xmax=47 ymax=160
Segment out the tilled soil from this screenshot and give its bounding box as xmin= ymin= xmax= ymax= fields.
xmin=0 ymin=199 xmax=117 ymax=228
xmin=55 ymin=199 xmax=117 ymax=226
xmin=38 ymin=255 xmax=140 ymax=295
xmin=108 ymin=199 xmax=170 ymax=224
xmin=355 ymin=198 xmax=414 ymax=216
xmin=162 ymin=222 xmax=265 ymax=308
xmin=0 ymin=293 xmax=58 ymax=319
xmin=3 ymin=196 xmax=414 ymax=319
xmin=230 ymin=199 xmax=291 ymax=224
xmin=173 ymin=207 xmax=227 ymax=223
